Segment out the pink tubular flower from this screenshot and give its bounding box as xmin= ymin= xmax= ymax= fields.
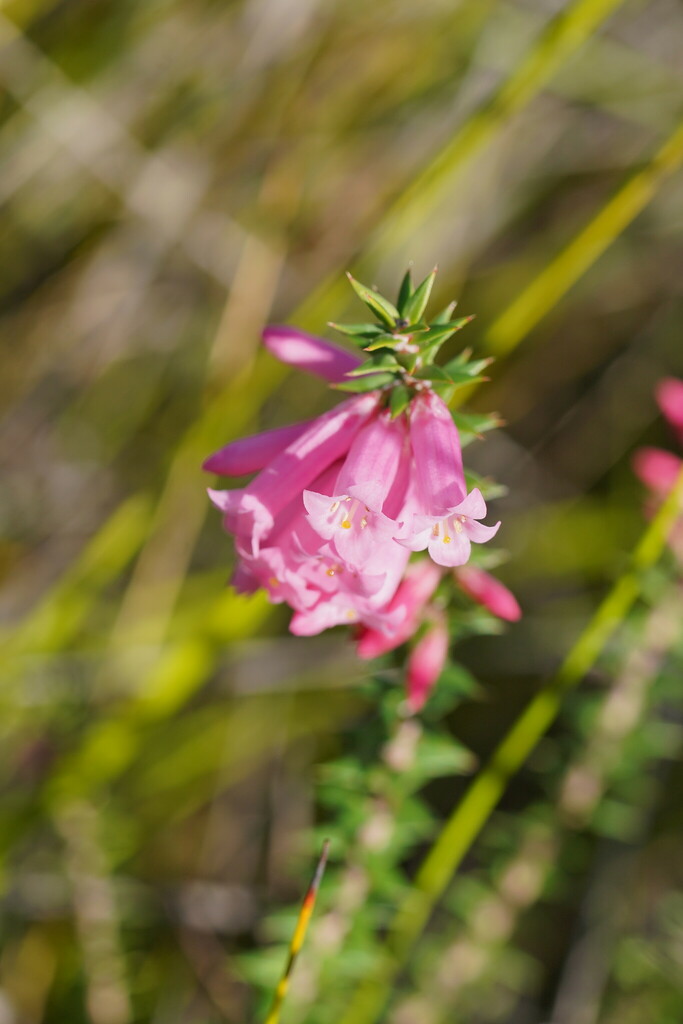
xmin=203 ymin=421 xmax=313 ymax=476
xmin=632 ymin=447 xmax=683 ymax=495
xmin=210 ymin=392 xmax=379 ymax=556
xmin=356 ymin=560 xmax=443 ymax=659
xmin=303 ymin=411 xmax=409 ymax=572
xmin=401 ymin=488 xmax=500 ymax=568
xmin=656 ymin=378 xmax=683 ymax=443
xmin=398 ymin=391 xmax=500 ymax=566
xmin=406 ymin=615 xmax=449 ymax=713
xmin=263 ymin=326 xmax=362 ymax=382
xmin=633 ymin=378 xmax=683 ymax=566
xmin=455 ymin=565 xmax=521 ymax=622
xmin=206 ymin=320 xmax=503 ymax=641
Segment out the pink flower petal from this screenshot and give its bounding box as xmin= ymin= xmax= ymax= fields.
xmin=336 ymin=411 xmax=407 ymax=512
xmin=427 ymin=528 xmax=471 ymax=567
xmin=466 ymin=520 xmax=501 ymax=544
xmin=409 ymin=390 xmax=466 ymax=513
xmin=237 ymin=393 xmax=379 ymax=553
xmin=203 ymin=420 xmax=313 ymax=476
xmin=454 ymin=488 xmax=487 ymax=519
xmin=356 ymin=560 xmax=443 ymax=659
xmin=263 ymin=326 xmax=362 ymax=382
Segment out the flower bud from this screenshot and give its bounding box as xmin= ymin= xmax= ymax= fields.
xmin=406 ymin=616 xmax=449 ymax=713
xmin=454 ymin=565 xmax=521 ymax=622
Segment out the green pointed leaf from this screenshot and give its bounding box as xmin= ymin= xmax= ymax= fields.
xmin=430 ymin=381 xmax=456 ymax=403
xmin=363 ymin=337 xmax=410 ymax=353
xmin=389 ymin=385 xmax=411 ymax=418
xmin=464 ymin=469 xmax=508 ymax=499
xmin=403 ymin=267 xmax=437 ymax=324
xmin=328 ymin=322 xmax=384 ymax=338
xmin=453 ymin=410 xmax=501 ymax=448
xmin=433 ymin=315 xmax=475 ymax=333
xmin=344 ymin=353 xmax=401 ymax=376
xmin=431 ymin=300 xmax=457 ymax=325
xmin=452 ymin=410 xmax=501 ymax=436
xmin=333 ymin=371 xmax=397 ymax=393
xmin=446 ymin=370 xmax=486 ymax=387
xmin=363 ymin=326 xmax=431 ymax=352
xmin=396 ymin=268 xmax=414 ymax=315
xmin=442 ymin=357 xmax=492 ymax=380
xmin=346 ymin=273 xmax=399 ymax=328
xmin=447 ymin=346 xmax=472 ymax=366
xmin=413 ymin=365 xmax=452 ymax=382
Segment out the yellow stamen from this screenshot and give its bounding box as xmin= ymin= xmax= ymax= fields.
xmin=443 ymin=535 xmax=451 ymax=543
xmin=341 ymin=520 xmax=352 ymax=529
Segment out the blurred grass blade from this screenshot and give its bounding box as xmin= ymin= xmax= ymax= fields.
xmin=2 ymin=495 xmax=153 ymax=658
xmin=295 ymin=0 xmax=628 ymax=331
xmin=338 ymin=466 xmax=683 ymax=1024
xmin=264 ymin=840 xmax=330 ymax=1024
xmin=367 ymin=0 xmax=628 ymax=257
xmin=487 ymin=118 xmax=683 ymax=354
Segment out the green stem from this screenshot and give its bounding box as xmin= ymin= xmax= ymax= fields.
xmin=338 ymin=467 xmax=683 ymax=1024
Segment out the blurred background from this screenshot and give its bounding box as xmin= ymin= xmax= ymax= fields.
xmin=1 ymin=0 xmax=683 ymax=1021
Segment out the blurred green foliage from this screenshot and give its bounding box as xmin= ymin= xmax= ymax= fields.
xmin=1 ymin=0 xmax=683 ymax=1022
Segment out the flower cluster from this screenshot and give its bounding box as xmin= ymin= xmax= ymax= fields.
xmin=205 ymin=270 xmax=518 ymax=702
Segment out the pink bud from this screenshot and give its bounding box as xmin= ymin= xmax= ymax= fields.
xmin=455 ymin=565 xmax=521 ymax=622
xmin=656 ymin=378 xmax=683 ymax=440
xmin=263 ymin=326 xmax=362 ymax=382
xmin=632 ymin=447 xmax=683 ymax=495
xmin=406 ymin=616 xmax=449 ymax=713
xmin=356 ymin=560 xmax=443 ymax=659
xmin=203 ymin=420 xmax=313 ymax=476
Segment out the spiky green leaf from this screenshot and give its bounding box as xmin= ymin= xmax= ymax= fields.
xmin=442 ymin=357 xmax=491 ymax=380
xmin=328 ymin=322 xmax=384 ymax=338
xmin=389 ymin=385 xmax=411 ymax=418
xmin=452 ymin=410 xmax=501 ymax=436
xmin=464 ymin=469 xmax=508 ymax=500
xmin=333 ymin=371 xmax=397 ymax=393
xmin=413 ymin=365 xmax=453 ymax=382
xmin=431 ymin=300 xmax=457 ymax=325
xmin=346 ymin=274 xmax=400 ymax=328
xmin=430 ymin=381 xmax=456 ymax=403
xmin=363 ymin=326 xmax=431 ymax=352
xmin=402 ymin=267 xmax=437 ymax=324
xmin=344 ymin=353 xmax=401 ymax=376
xmin=396 ymin=269 xmax=414 ymax=315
